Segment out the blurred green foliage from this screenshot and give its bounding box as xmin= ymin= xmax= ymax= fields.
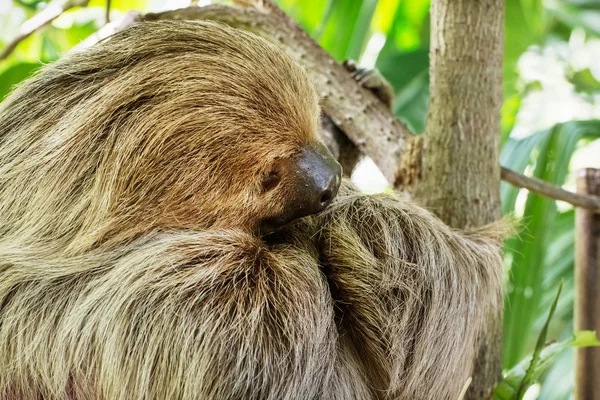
xmin=2 ymin=0 xmax=600 ymax=398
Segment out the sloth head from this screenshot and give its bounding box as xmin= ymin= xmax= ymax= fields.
xmin=0 ymin=20 xmax=342 ymax=248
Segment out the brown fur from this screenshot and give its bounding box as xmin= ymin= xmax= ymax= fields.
xmin=0 ymin=21 xmax=505 ymax=399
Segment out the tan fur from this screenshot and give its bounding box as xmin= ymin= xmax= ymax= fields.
xmin=0 ymin=21 xmax=505 ymax=399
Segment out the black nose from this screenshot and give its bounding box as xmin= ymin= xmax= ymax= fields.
xmin=259 ymin=142 xmax=342 ymax=233
xmin=295 ymin=143 xmax=342 ymax=216
xmin=312 ymin=166 xmax=340 ymax=212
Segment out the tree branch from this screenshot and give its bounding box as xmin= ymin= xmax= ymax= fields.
xmin=75 ymin=4 xmax=600 ymax=213
xmin=0 ymin=0 xmax=90 ymax=61
xmin=74 ymin=11 xmax=142 ymax=51
xmin=144 ymin=5 xmax=416 ymax=186
xmin=106 ymin=0 xmax=111 ymax=24
xmin=502 ymin=167 xmax=600 ymax=211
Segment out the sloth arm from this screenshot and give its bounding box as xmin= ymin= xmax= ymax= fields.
xmin=312 ymin=182 xmax=504 ymax=400
xmin=0 ymin=229 xmax=372 ymax=400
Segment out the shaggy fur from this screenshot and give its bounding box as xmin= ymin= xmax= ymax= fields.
xmin=0 ymin=21 xmax=504 ymax=399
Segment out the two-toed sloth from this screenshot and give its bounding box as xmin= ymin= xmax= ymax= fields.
xmin=0 ymin=21 xmax=504 ymax=400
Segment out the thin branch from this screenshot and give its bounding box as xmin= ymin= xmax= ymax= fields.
xmin=106 ymin=0 xmax=111 ymax=24
xmin=501 ymin=166 xmax=600 ymax=211
xmin=0 ymin=0 xmax=90 ymax=61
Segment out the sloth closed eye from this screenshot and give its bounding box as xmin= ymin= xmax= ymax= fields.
xmin=261 ymin=169 xmax=281 ymax=193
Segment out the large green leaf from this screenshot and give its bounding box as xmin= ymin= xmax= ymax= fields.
xmin=500 ymin=129 xmax=552 ymax=214
xmin=345 ymin=0 xmax=379 ymax=61
xmin=318 ymin=0 xmax=368 ymax=61
xmin=379 ymin=0 xmax=430 ymax=53
xmin=276 ymin=0 xmax=328 ymax=35
xmin=375 ymin=48 xmax=429 ymax=134
xmin=375 ymin=0 xmax=430 ymax=135
xmin=502 ymin=120 xmax=600 ymax=369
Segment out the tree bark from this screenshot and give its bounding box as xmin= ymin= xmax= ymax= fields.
xmin=575 ymin=168 xmax=600 ymax=400
xmin=145 ymin=6 xmax=415 ymax=185
xmin=414 ymin=0 xmax=504 ymax=398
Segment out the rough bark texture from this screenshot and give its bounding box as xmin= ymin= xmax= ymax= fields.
xmin=575 ymin=168 xmax=600 ymax=400
xmin=414 ymin=0 xmax=504 ymax=398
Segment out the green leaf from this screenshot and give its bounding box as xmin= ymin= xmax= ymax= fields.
xmin=345 ymin=0 xmax=378 ymax=61
xmin=500 ymin=128 xmax=552 ymax=214
xmin=569 ymin=68 xmax=600 ymax=93
xmin=318 ymin=0 xmax=367 ymax=61
xmin=494 ymin=341 xmax=570 ymax=400
xmin=88 ymin=0 xmax=148 ymax=11
xmin=503 ymin=0 xmax=548 ymax=136
xmin=13 ymin=0 xmax=46 ymax=11
xmin=503 ymin=120 xmax=600 ymax=369
xmin=494 ymin=330 xmax=600 ymax=400
xmin=370 ymin=0 xmax=401 ymax=33
xmin=375 ymin=48 xmax=429 ymax=134
xmin=516 ymin=280 xmax=563 ymax=399
xmin=0 ymin=62 xmax=40 ymax=100
xmin=546 ymin=0 xmax=600 ymax=36
xmin=501 ymin=95 xmax=522 ymax=144
xmin=571 ymin=330 xmax=600 ymax=347
xmin=380 ymin=0 xmax=430 ymax=53
xmin=277 ymin=0 xmax=328 ymax=35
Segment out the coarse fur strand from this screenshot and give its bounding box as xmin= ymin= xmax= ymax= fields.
xmin=0 ymin=20 xmax=506 ymax=399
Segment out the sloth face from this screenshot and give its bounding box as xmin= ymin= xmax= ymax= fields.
xmin=255 ymin=141 xmax=342 ymax=232
xmin=0 ymin=20 xmax=343 ymax=247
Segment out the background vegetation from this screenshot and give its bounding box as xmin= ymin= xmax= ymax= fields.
xmin=2 ymin=0 xmax=600 ymax=398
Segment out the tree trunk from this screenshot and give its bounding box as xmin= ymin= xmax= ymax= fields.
xmin=575 ymin=168 xmax=600 ymax=400
xmin=414 ymin=0 xmax=504 ymax=398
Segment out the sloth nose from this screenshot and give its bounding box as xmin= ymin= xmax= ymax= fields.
xmin=313 ymin=166 xmax=340 ymax=212
xmin=260 ymin=142 xmax=342 ymax=233
xmin=296 ymin=142 xmax=342 ymax=216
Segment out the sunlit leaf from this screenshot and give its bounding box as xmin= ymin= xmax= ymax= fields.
xmin=276 ymin=0 xmax=327 ymax=34
xmin=501 ymin=95 xmax=521 ymax=144
xmin=571 ymin=330 xmax=600 ymax=347
xmin=344 ymin=0 xmax=378 ymax=61
xmin=318 ymin=0 xmax=366 ymax=60
xmin=380 ymin=0 xmax=429 ymax=53
xmin=370 ymin=0 xmax=400 ymax=33
xmin=88 ymin=0 xmax=148 ymax=12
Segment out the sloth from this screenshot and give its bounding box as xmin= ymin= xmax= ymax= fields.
xmin=0 ymin=20 xmax=505 ymax=400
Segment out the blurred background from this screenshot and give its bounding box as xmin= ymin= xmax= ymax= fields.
xmin=1 ymin=0 xmax=600 ymax=398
